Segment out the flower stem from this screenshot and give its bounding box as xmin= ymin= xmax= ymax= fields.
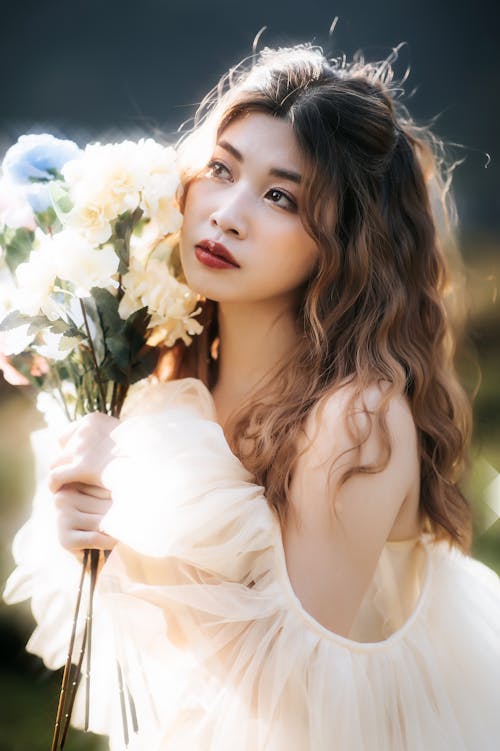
xmin=50 ymin=364 xmax=72 ymax=422
xmin=79 ymin=300 xmax=107 ymax=413
xmin=84 ymin=550 xmax=100 ymax=731
xmin=51 ymin=549 xmax=89 ymax=751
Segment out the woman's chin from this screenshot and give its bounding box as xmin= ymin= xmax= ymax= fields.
xmin=182 ymin=268 xmax=237 ymax=303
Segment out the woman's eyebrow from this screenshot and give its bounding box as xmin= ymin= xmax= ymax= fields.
xmin=217 ymin=139 xmax=302 ymax=184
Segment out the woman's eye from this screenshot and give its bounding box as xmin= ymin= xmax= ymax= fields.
xmin=266 ymin=188 xmax=297 ymax=212
xmin=206 ymin=160 xmax=231 ymax=179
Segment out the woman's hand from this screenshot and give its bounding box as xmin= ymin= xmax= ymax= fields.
xmin=48 ymin=412 xmax=120 ymax=555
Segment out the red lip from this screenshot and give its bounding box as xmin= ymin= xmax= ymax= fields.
xmin=195 ymin=239 xmax=240 ymax=269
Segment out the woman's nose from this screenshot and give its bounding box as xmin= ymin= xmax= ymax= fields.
xmin=209 ymin=190 xmax=248 ymax=238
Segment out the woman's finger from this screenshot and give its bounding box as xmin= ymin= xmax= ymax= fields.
xmin=55 ymin=411 xmax=118 ymax=450
xmin=56 ymin=506 xmax=116 ymax=551
xmin=48 ymin=462 xmax=107 ymax=494
xmin=55 ymin=418 xmax=83 ymax=449
xmin=54 ymin=486 xmax=112 ymax=515
xmin=58 ymin=526 xmax=117 ymax=552
xmin=48 ymin=448 xmax=74 ymax=471
xmin=58 ymin=508 xmax=104 ymax=532
xmin=75 ymin=482 xmax=112 ymax=499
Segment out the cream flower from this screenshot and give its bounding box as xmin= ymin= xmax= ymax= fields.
xmin=139 ymin=141 xmax=182 ymax=234
xmin=49 ymin=230 xmax=119 ymax=298
xmin=141 ymin=177 xmax=183 ymax=236
xmin=118 ymin=258 xmax=202 ymax=346
xmin=63 ymin=202 xmax=113 ymax=245
xmin=146 ymin=316 xmax=203 ymax=347
xmin=61 ymin=141 xmax=144 ymax=239
xmin=0 ymin=262 xmax=36 ymax=354
xmin=14 ymin=229 xmax=119 ymax=318
xmin=61 ymin=139 xmax=182 ymax=241
xmin=14 ymin=240 xmax=60 ymax=320
xmin=128 ymin=222 xmax=162 ymax=265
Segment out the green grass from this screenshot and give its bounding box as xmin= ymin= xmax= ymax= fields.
xmin=0 ymin=604 xmax=106 ymax=751
xmin=0 ymin=669 xmax=106 ymax=751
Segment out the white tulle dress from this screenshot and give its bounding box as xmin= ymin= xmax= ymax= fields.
xmin=4 ymin=377 xmax=500 ymax=750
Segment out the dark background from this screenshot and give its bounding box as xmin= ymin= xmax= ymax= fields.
xmin=0 ymin=0 xmax=499 ymax=238
xmin=0 ymin=2 xmax=499 ymax=748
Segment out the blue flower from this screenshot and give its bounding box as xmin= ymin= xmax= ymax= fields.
xmin=25 ymin=183 xmax=52 ymax=213
xmin=2 ymin=134 xmax=82 ymax=184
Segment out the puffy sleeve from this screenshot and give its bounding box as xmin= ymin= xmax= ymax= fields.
xmin=2 ymin=408 xmax=126 ymax=740
xmin=4 ymin=377 xmax=500 ymax=751
xmin=2 ymin=421 xmax=86 ymax=668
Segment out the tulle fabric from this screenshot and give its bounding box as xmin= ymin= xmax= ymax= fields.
xmin=4 ymin=377 xmax=500 ymax=750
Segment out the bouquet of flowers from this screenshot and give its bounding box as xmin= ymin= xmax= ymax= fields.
xmin=0 ymin=133 xmax=202 ymax=748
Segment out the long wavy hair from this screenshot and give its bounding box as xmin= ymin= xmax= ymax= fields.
xmin=157 ymin=43 xmax=475 ymax=553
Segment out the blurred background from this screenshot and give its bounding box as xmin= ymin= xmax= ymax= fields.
xmin=0 ymin=1 xmax=498 ymax=748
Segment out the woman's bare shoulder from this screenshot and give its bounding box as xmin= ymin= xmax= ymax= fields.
xmin=295 ymin=377 xmax=421 ymax=540
xmin=302 ymin=377 xmax=415 ymax=454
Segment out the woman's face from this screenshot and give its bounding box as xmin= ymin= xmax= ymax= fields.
xmin=179 ymin=111 xmax=319 ymax=308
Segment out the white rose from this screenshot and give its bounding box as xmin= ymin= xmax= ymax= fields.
xmin=60 ymin=139 xmax=182 ymax=241
xmin=14 ymin=241 xmax=61 ymax=320
xmin=140 ymin=175 xmax=183 ymax=235
xmin=63 ymin=202 xmax=113 ymax=245
xmin=136 ymin=140 xmax=179 ymax=178
xmin=62 ymin=141 xmax=144 ymax=226
xmin=53 ymin=230 xmax=120 ymax=297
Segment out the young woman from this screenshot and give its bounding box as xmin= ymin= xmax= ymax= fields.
xmin=5 ymin=43 xmax=500 ymax=750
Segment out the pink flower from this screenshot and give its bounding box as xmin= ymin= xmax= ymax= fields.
xmin=0 ymin=352 xmax=30 ymax=385
xmin=30 ymin=355 xmax=49 ymax=377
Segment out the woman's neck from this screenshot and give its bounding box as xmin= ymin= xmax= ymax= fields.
xmin=211 ymin=300 xmax=296 ymax=424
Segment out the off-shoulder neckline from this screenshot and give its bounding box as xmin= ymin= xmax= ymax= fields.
xmin=139 ymin=377 xmax=432 ymax=651
xmin=271 ymin=520 xmax=433 ymax=653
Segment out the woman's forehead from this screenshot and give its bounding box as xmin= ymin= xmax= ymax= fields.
xmin=216 ymin=111 xmax=304 ymax=172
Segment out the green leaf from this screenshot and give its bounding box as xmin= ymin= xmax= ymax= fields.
xmin=47 ymin=318 xmax=72 ymax=334
xmin=90 ymin=287 xmax=152 ymax=385
xmin=0 ymin=310 xmax=35 ymax=331
xmin=126 ymin=307 xmax=150 ymax=355
xmin=35 ymin=205 xmax=61 ymax=234
xmin=0 ymin=227 xmax=35 ymax=273
xmin=81 ymin=296 xmax=105 ymax=364
xmin=113 ymin=237 xmax=128 ymax=275
xmin=130 ymin=206 xmax=144 ymax=226
xmin=129 ymin=347 xmax=159 ymax=384
xmin=111 ymin=207 xmax=144 ymax=274
xmin=106 ymin=334 xmax=129 ymax=371
xmin=48 ymin=181 xmax=73 ymax=217
xmin=91 ymin=287 xmax=123 ymax=333
xmin=27 ymin=315 xmax=53 ymax=335
xmin=91 ymin=287 xmax=129 ymax=375
xmin=99 ymin=353 xmax=129 ymax=384
xmin=62 ymin=328 xmax=85 ymax=340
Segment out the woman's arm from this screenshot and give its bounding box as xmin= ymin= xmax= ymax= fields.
xmin=283 ymin=384 xmax=420 ymax=638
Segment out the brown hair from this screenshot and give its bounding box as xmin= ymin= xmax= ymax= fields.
xmin=160 ymin=43 xmax=475 ymax=553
